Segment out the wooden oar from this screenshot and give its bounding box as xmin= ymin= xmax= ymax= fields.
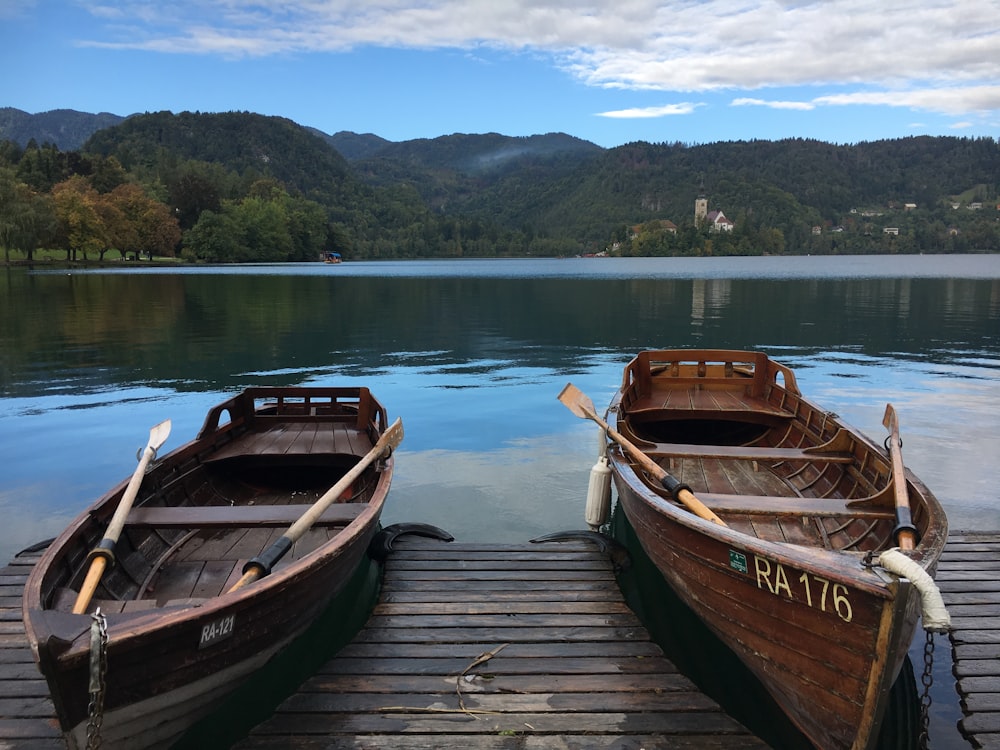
xmin=228 ymin=417 xmax=404 ymax=592
xmin=882 ymin=404 xmax=917 ymax=550
xmin=73 ymin=419 xmax=172 ymax=614
xmin=558 ymin=384 xmax=726 ymax=527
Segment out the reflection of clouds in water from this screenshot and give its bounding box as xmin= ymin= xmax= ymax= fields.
xmin=0 ymin=484 xmax=78 ymax=563
xmin=382 ymin=427 xmax=601 ymax=543
xmin=807 ymin=372 xmax=1000 ymax=532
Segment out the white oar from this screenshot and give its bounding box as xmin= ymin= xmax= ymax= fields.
xmin=228 ymin=417 xmax=403 ymax=592
xmin=73 ymin=420 xmax=172 ymax=614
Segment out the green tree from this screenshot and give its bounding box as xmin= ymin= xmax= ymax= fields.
xmin=183 ymin=209 xmax=241 ymax=262
xmin=0 ymin=168 xmax=48 ymax=262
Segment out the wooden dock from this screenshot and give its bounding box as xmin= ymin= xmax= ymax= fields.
xmin=937 ymin=532 xmax=1000 ymax=749
xmin=235 ymin=537 xmax=767 ymax=748
xmin=3 ymin=533 xmax=999 ymax=748
xmin=0 ymin=543 xmax=62 ymax=749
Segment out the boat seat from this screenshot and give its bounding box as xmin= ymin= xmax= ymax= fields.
xmin=627 ymin=390 xmax=795 ymax=422
xmin=126 ymin=503 xmax=366 ymax=528
xmin=699 ymin=493 xmax=895 ymax=519
xmin=639 ymin=428 xmax=856 ymax=464
xmin=644 ymin=443 xmax=854 ymax=463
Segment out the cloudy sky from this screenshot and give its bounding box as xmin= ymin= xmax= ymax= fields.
xmin=2 ymin=0 xmax=999 ymax=147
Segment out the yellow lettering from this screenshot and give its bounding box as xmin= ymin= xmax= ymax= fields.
xmin=754 ymin=556 xmax=775 ymax=593
xmin=773 ymin=563 xmax=792 ymax=598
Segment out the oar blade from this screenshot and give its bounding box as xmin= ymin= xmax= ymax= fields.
xmin=882 ymin=403 xmax=898 ymax=432
xmin=149 ymin=419 xmax=172 ymax=451
xmin=558 ymin=383 xmax=597 ymax=420
xmin=379 ymin=417 xmax=404 ymax=453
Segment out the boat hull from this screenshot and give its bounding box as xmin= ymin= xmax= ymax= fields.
xmin=24 ymin=387 xmax=394 ymax=748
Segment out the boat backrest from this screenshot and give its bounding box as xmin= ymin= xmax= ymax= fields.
xmin=197 ymin=387 xmax=387 ymax=440
xmin=623 ymin=349 xmax=777 ymax=399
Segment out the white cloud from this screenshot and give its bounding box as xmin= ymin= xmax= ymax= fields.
xmin=597 ymin=102 xmax=702 ymax=119
xmin=813 ymin=85 xmax=1000 ymax=115
xmin=731 ymin=98 xmax=815 ymax=111
xmin=74 ymin=0 xmax=1000 ymax=119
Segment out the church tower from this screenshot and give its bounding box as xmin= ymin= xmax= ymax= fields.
xmin=694 ymin=178 xmax=708 ymax=223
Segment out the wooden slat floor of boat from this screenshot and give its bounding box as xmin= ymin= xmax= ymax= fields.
xmin=938 ymin=532 xmax=1000 ymax=749
xmin=235 ymin=538 xmax=769 ymax=749
xmin=207 ymin=422 xmax=366 ymax=462
xmin=630 ymin=385 xmax=793 ymax=420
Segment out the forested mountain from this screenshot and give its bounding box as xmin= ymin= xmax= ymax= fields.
xmin=2 ymin=108 xmax=999 ymax=260
xmin=0 ymin=108 xmax=125 ymax=150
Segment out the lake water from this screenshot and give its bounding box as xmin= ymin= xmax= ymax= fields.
xmin=2 ymin=254 xmax=999 ymax=746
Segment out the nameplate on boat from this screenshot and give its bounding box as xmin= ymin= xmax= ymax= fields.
xmin=199 ymin=614 xmax=236 ymax=649
xmin=751 ymin=555 xmax=854 ymax=623
xmin=729 ymin=550 xmax=748 ymax=574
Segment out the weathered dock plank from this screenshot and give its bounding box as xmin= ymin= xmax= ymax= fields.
xmin=0 ymin=554 xmax=63 ymax=748
xmin=5 ymin=532 xmax=998 ymax=749
xmin=235 ymin=539 xmax=769 ymax=749
xmin=939 ymin=532 xmax=1000 ymax=747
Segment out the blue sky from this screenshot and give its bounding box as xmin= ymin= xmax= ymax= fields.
xmin=2 ymin=0 xmax=999 ymax=148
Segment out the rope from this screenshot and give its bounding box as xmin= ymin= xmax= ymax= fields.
xmin=878 ymin=548 xmax=951 ymax=633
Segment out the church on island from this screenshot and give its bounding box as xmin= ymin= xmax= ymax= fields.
xmin=695 ymin=189 xmax=734 ymax=232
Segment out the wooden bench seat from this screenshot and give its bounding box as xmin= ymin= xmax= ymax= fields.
xmin=698 ymin=493 xmax=894 ymax=519
xmin=643 ymin=443 xmax=854 ymax=463
xmin=628 ymin=388 xmax=795 ymax=421
xmin=639 ymin=428 xmax=857 ymax=464
xmin=126 ymin=503 xmax=367 ymax=528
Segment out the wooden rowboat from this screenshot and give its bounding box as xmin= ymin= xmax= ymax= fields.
xmin=23 ymin=387 xmax=398 ymax=749
xmin=563 ymin=349 xmax=949 ymax=750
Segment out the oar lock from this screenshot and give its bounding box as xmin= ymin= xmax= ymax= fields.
xmin=136 ymin=444 xmax=161 ymax=465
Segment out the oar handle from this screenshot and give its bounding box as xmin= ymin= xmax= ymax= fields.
xmin=228 ymin=417 xmax=403 ymax=592
xmin=604 ymin=420 xmax=726 ymax=526
xmin=883 ymin=404 xmax=917 ymax=550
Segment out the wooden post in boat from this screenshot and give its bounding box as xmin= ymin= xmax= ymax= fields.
xmin=73 ymin=420 xmax=172 ymax=614
xmin=558 ymin=384 xmax=727 ymax=527
xmin=228 ymin=417 xmax=404 ymax=592
xmin=882 ymin=404 xmax=917 ymax=550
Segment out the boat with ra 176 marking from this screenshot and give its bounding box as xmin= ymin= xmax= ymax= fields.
xmin=23 ymin=386 xmax=400 ymax=749
xmin=560 ymin=349 xmax=949 ymax=750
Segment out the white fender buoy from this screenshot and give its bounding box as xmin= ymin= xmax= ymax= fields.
xmin=585 ymin=430 xmax=613 ymax=529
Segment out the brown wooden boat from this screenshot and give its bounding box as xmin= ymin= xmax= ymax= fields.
xmin=577 ymin=349 xmax=949 ymax=750
xmin=23 ymin=386 xmax=398 ymax=749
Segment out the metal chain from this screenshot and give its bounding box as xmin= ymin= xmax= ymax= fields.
xmin=917 ymin=629 xmax=936 ymax=750
xmin=86 ymin=608 xmax=109 ymax=750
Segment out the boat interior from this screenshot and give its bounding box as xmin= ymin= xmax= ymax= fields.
xmin=615 ymin=351 xmax=927 ymax=554
xmin=45 ymin=389 xmax=386 ymax=614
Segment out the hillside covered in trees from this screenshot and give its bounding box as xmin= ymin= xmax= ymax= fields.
xmin=1 ymin=108 xmax=998 ymax=262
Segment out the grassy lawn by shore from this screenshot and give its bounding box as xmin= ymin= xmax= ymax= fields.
xmin=3 ymin=248 xmax=184 ymax=265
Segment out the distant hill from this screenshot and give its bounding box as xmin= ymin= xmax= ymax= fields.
xmin=323 ymin=131 xmax=392 ymax=161
xmin=343 ymin=131 xmax=604 ymax=219
xmin=0 ymin=107 xmax=125 ymax=150
xmin=335 ymin=131 xmax=602 ymax=169
xmin=3 ymin=107 xmax=998 ymax=255
xmin=84 ymin=110 xmax=355 ymax=196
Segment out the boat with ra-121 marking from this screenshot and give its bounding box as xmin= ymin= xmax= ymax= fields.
xmin=23 ymin=386 xmax=400 ymax=749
